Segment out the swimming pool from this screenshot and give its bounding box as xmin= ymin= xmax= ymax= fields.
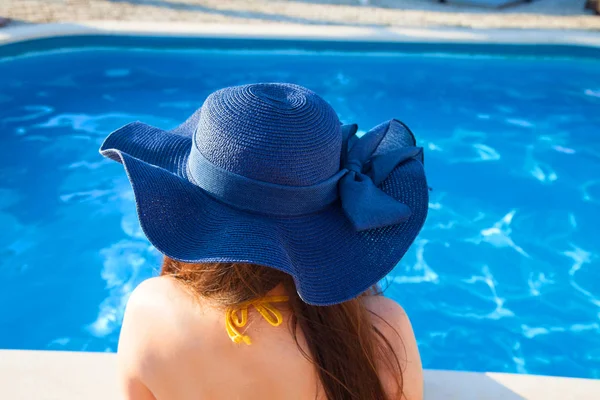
xmin=1 ymin=35 xmax=599 ymax=379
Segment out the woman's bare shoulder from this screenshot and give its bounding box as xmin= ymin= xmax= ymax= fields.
xmin=119 ymin=277 xmax=201 ymax=355
xmin=362 ymin=295 xmax=424 ymax=400
xmin=128 ymin=276 xmax=208 ymax=319
xmin=128 ymin=275 xmax=191 ymax=305
xmin=363 ymin=296 xmax=413 ymax=329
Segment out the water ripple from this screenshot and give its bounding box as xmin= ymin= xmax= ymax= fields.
xmin=469 ymin=210 xmax=530 ymax=258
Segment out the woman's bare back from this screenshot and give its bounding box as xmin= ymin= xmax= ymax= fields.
xmin=118 ymin=277 xmax=423 ymax=400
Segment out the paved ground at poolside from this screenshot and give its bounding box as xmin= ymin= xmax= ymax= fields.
xmin=2 ymin=350 xmax=600 ymax=400
xmin=1 ymin=0 xmax=600 ymax=31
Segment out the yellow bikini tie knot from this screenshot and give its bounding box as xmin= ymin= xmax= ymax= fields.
xmin=225 ymin=296 xmax=289 ymax=345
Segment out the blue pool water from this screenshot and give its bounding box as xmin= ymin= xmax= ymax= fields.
xmin=1 ymin=37 xmax=599 ymax=378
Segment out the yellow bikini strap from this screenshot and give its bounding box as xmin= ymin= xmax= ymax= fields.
xmin=225 ymin=296 xmax=289 ymax=345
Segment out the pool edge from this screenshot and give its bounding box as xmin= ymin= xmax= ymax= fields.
xmin=1 ymin=21 xmax=600 ymax=48
xmin=0 ymin=350 xmax=598 ymax=399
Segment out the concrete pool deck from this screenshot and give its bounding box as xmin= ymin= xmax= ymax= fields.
xmin=1 ymin=0 xmax=600 ymax=31
xmin=0 ymin=350 xmax=599 ymax=400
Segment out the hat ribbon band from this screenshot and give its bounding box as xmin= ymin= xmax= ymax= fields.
xmin=187 ymin=121 xmax=422 ymax=231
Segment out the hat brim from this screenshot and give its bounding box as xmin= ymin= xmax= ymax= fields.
xmin=100 ymin=112 xmax=428 ymax=306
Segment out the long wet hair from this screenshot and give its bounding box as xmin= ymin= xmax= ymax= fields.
xmin=161 ymin=257 xmax=403 ymax=400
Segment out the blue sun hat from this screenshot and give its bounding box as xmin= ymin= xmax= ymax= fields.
xmin=100 ymin=83 xmax=428 ymax=306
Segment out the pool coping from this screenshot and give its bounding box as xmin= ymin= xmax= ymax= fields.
xmin=0 ymin=350 xmax=598 ymax=400
xmin=1 ymin=21 xmax=600 ymax=48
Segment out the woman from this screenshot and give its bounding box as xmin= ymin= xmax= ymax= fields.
xmin=101 ymin=83 xmax=428 ymax=400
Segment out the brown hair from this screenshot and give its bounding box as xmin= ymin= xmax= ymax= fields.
xmin=161 ymin=257 xmax=403 ymax=400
